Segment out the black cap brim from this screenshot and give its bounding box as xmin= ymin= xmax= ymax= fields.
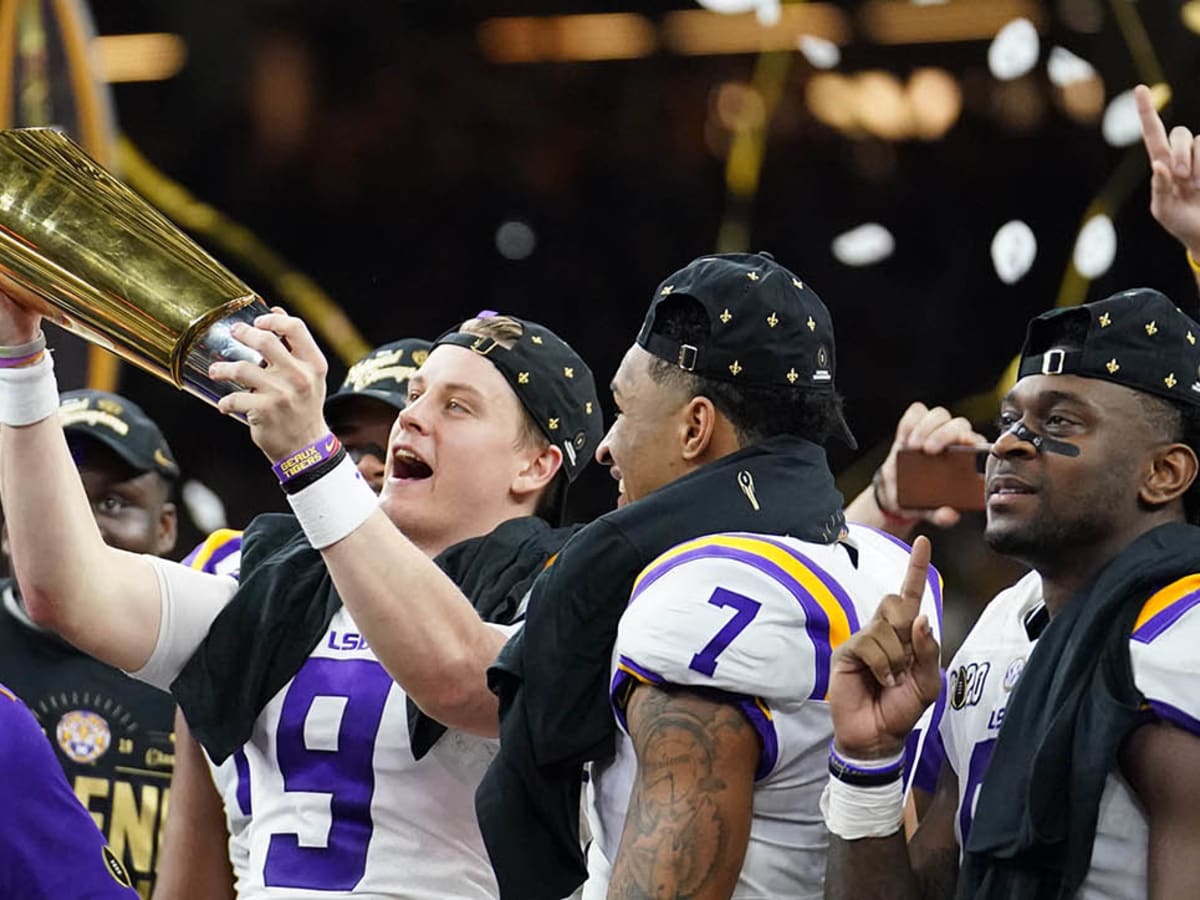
xmin=63 ymin=426 xmax=178 ymax=479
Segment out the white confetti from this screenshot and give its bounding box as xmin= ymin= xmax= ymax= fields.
xmin=182 ymin=479 xmax=228 ymax=534
xmin=694 ymin=0 xmax=759 ymax=12
xmin=832 ymin=223 xmax=895 ymax=267
xmin=797 ymin=35 xmax=840 ymax=69
xmin=1073 ymin=213 xmax=1117 ymax=279
xmin=991 ymin=220 xmax=1038 ymax=284
xmin=1047 ymin=46 xmax=1096 ymax=87
xmin=755 ymin=0 xmax=781 ymax=27
xmin=1101 ymin=88 xmax=1142 ymax=147
xmin=988 ymin=18 xmax=1039 ymax=81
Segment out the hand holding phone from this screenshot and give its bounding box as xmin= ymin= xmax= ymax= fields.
xmin=895 ymin=445 xmax=991 ymax=511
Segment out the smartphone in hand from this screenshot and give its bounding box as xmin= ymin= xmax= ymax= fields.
xmin=895 ymin=446 xmax=991 ymax=511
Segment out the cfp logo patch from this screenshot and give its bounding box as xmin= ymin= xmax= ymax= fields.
xmin=102 ymin=845 xmax=133 ymax=888
xmin=56 ymin=710 xmax=112 ymax=764
xmin=813 ymin=345 xmax=832 ymax=384
xmin=949 ymin=661 xmax=991 ymax=710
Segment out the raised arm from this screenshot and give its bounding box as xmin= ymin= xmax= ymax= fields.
xmin=0 ymin=292 xmax=163 ymax=672
xmin=208 ymin=311 xmax=506 ymax=735
xmin=1136 ymin=84 xmax=1200 ymax=295
xmin=319 ymin=512 xmax=507 ymax=733
xmin=607 ymin=684 xmax=758 ymax=900
xmin=823 ymin=537 xmax=950 ymax=900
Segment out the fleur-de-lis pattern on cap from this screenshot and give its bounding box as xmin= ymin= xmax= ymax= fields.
xmin=1016 ymin=287 xmax=1200 ymax=411
xmin=635 ymin=251 xmax=856 ymax=448
xmin=431 ymin=316 xmax=603 ymax=485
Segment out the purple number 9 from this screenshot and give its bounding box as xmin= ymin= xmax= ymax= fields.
xmin=263 ymin=657 xmax=393 ymax=890
xmin=688 ymin=587 xmax=762 ymax=677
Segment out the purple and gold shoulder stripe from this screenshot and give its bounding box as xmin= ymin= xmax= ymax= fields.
xmin=182 ymin=528 xmax=244 ymax=578
xmin=630 ymin=532 xmax=861 ymax=701
xmin=1131 ymin=573 xmax=1200 ymax=645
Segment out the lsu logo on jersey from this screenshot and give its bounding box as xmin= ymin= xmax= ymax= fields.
xmin=327 ymin=630 xmax=370 ymax=652
xmin=56 ymin=710 xmax=112 ymax=763
xmin=949 ymin=662 xmax=990 ymax=710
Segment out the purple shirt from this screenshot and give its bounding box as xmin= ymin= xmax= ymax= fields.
xmin=0 ymin=684 xmax=137 ymax=898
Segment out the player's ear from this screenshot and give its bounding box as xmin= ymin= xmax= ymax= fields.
xmin=1141 ymin=442 xmax=1198 ymax=508
xmin=512 ymin=442 xmax=562 ymax=502
xmin=680 ymin=396 xmax=717 ymax=461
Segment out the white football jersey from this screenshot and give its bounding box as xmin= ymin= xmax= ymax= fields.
xmin=939 ymin=569 xmax=1200 ymax=899
xmin=183 ymin=530 xmax=504 ymax=899
xmin=587 ymin=525 xmax=943 ymax=899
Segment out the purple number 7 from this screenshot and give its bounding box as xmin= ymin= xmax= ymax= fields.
xmin=263 ymin=657 xmax=393 ymax=890
xmin=688 ymin=587 xmax=762 ymax=677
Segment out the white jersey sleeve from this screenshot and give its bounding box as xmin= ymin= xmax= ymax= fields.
xmin=1129 ymin=573 xmax=1200 ymax=736
xmin=611 ymin=532 xmax=869 ymax=778
xmin=615 ymin=533 xmax=861 ymax=703
xmin=126 ymin=556 xmax=237 ymax=691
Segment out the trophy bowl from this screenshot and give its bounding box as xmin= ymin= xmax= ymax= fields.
xmin=0 ymin=127 xmax=269 ymax=411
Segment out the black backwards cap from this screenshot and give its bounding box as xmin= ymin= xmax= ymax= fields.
xmin=1017 ymin=288 xmax=1200 ymax=407
xmin=58 ymin=389 xmax=180 ymax=479
xmin=324 ymin=337 xmax=432 ymax=426
xmin=433 ymin=313 xmax=604 ymax=483
xmin=636 ymin=251 xmax=857 ymax=448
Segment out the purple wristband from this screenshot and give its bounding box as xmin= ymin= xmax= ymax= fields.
xmin=273 ymin=433 xmax=342 ymax=484
xmin=829 ymin=744 xmax=906 ymax=787
xmin=0 ymin=350 xmax=45 ymax=369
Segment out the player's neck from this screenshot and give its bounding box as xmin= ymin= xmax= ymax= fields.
xmin=1037 ymin=513 xmax=1182 ymax=617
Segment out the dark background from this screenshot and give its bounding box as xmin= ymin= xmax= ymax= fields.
xmin=48 ymin=0 xmax=1200 ymax=645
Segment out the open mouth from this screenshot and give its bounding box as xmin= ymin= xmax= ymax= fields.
xmin=987 ymin=475 xmax=1034 ymax=498
xmin=392 ymin=447 xmax=433 ymax=480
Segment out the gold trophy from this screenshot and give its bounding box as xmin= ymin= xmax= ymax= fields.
xmin=0 ymin=127 xmax=268 ymax=409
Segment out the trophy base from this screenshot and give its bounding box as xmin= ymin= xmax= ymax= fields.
xmin=181 ymin=301 xmax=271 ymax=418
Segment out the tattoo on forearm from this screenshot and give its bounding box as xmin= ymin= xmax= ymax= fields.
xmin=608 ymin=686 xmax=752 ymax=899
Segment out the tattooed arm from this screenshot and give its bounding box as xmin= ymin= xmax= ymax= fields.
xmin=607 ymin=684 xmax=760 ymax=900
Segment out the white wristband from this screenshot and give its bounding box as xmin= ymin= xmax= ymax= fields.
xmin=0 ymin=352 xmax=58 ymax=426
xmin=820 ymin=775 xmax=905 ymax=840
xmin=286 ymin=453 xmax=379 ymax=549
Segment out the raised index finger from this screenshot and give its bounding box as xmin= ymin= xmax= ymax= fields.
xmin=1136 ymin=84 xmax=1171 ymax=164
xmin=899 ymin=534 xmax=932 ymax=610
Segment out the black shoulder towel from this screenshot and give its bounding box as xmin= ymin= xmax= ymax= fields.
xmin=476 ymin=436 xmax=846 ymax=900
xmin=172 ymin=513 xmax=579 ymax=764
xmin=959 ymin=521 xmax=1200 ymax=900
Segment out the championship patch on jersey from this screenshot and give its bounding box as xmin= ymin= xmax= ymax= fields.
xmin=56 ymin=710 xmax=111 ymax=763
xmin=949 ymin=662 xmax=990 ymax=710
xmin=102 ymin=845 xmax=133 ymax=888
